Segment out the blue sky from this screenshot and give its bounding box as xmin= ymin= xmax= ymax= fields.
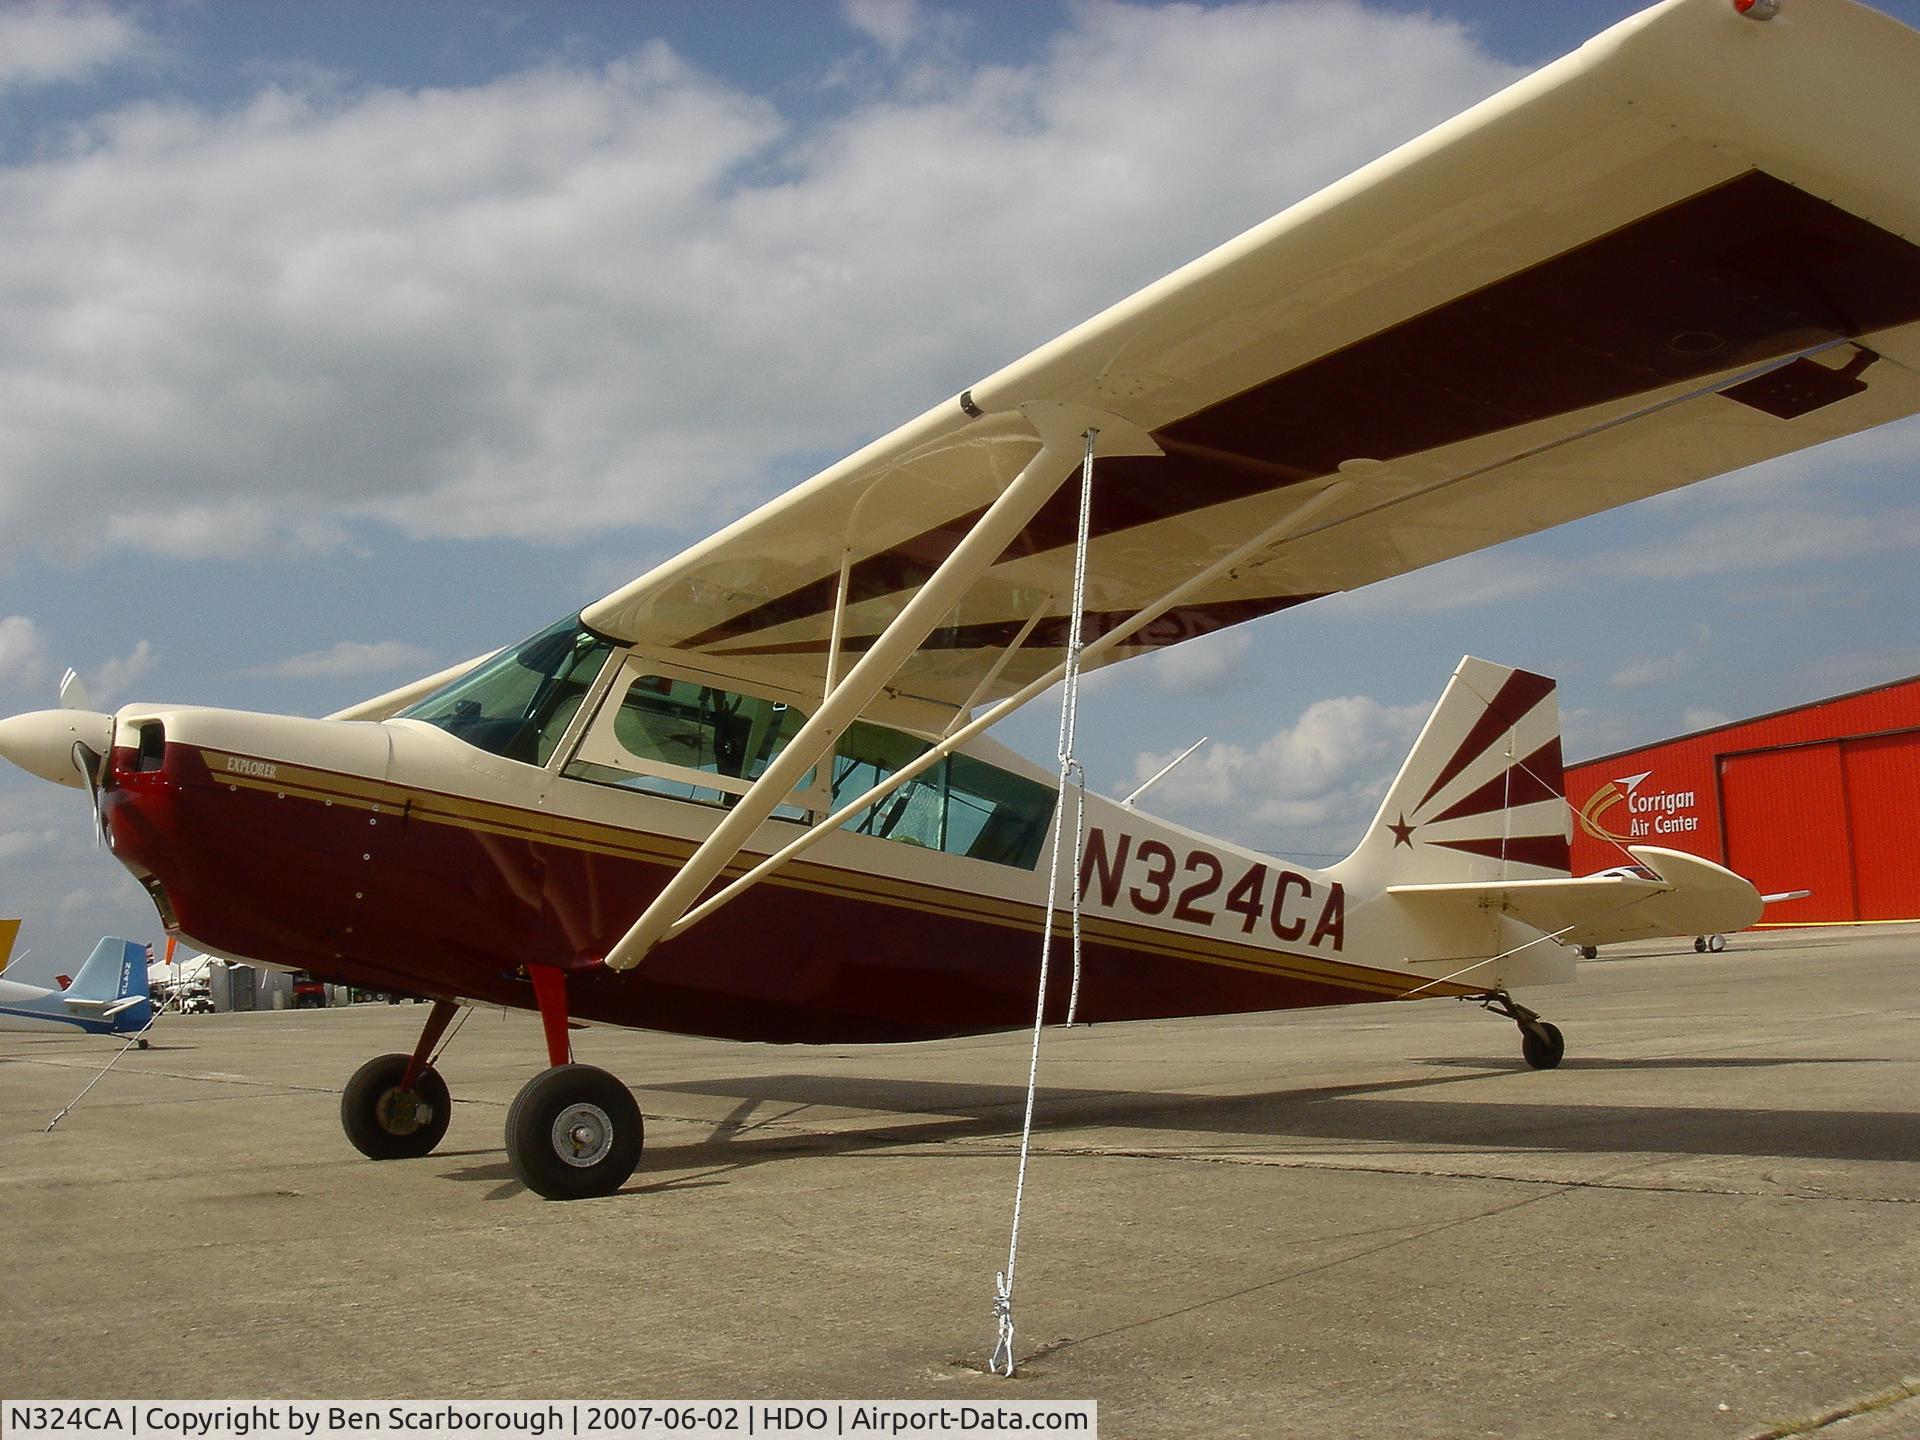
xmin=3 ymin=0 xmax=1919 ymax=980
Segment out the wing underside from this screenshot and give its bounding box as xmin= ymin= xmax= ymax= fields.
xmin=578 ymin=0 xmax=1920 ymax=714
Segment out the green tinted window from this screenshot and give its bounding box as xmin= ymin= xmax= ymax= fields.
xmin=563 ymin=673 xmax=814 ymax=819
xmin=401 ymin=614 xmax=611 ymax=766
xmin=611 ymin=675 xmax=809 ymax=780
xmin=834 ymin=722 xmax=1053 ymax=869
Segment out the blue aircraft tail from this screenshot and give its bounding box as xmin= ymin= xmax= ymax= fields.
xmin=67 ymin=938 xmax=153 ymax=1034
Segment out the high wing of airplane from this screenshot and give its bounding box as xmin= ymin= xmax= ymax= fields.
xmin=0 ymin=0 xmax=1917 ymax=1200
xmin=0 ymin=936 xmax=155 ymax=1045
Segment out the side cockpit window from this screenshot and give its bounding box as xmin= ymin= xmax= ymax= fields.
xmin=563 ymin=664 xmax=817 ymax=820
xmin=399 ymin=614 xmax=613 ymax=767
xmin=833 ymin=721 xmax=1053 ymax=870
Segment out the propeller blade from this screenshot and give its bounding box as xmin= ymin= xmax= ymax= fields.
xmin=58 ymin=668 xmax=93 ymax=712
xmin=71 ymin=740 xmax=108 ymax=847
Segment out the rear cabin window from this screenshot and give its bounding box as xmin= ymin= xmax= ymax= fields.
xmin=833 ymin=721 xmax=1053 ymax=870
xmin=559 ymin=666 xmax=1054 ymax=865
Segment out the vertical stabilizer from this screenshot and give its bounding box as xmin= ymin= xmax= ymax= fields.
xmin=67 ymin=938 xmax=150 ymax=1007
xmin=1341 ymin=657 xmax=1571 ymax=885
xmin=0 ymin=918 xmax=19 ymax=975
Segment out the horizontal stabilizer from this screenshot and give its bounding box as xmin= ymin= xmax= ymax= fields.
xmin=1390 ymin=846 xmax=1762 ymax=948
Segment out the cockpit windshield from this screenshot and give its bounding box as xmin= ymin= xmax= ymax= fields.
xmin=399 ymin=613 xmax=613 ymax=766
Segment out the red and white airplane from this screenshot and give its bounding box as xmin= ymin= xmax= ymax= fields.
xmin=3 ymin=0 xmax=1917 ymax=1199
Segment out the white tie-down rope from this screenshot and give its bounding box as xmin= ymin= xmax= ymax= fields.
xmin=46 ymin=1008 xmax=161 ymax=1132
xmin=991 ymin=427 xmax=1098 ymax=1379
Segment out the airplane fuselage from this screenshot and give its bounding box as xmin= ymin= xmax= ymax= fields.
xmin=96 ymin=697 xmax=1539 ymax=1045
xmin=0 ymin=977 xmax=128 ymax=1036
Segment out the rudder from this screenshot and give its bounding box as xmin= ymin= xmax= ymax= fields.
xmin=1340 ymin=656 xmax=1571 ymax=884
xmin=67 ymin=938 xmax=150 ymax=1006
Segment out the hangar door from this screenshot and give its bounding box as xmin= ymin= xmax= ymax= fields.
xmin=1840 ymin=732 xmax=1920 ymax=920
xmin=1720 ymin=730 xmax=1920 ymax=922
xmin=1720 ymin=745 xmax=1849 ymax=923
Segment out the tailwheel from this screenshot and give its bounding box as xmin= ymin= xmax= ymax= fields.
xmin=1477 ymin=989 xmax=1566 ymax=1071
xmin=341 ymin=1052 xmax=453 ymax=1159
xmin=1520 ymin=1021 xmax=1565 ymax=1071
xmin=505 ymin=1064 xmax=644 ymax=1200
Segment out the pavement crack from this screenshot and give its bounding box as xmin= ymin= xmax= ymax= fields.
xmin=1745 ymin=1376 xmax=1920 ymax=1438
xmin=948 ymin=1141 xmax=1920 ymax=1204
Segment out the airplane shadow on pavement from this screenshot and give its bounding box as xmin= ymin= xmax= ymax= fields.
xmin=440 ymin=1052 xmax=1913 ymax=1199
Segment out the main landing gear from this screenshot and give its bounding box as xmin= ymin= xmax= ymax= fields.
xmin=337 ymin=968 xmax=644 ymax=1200
xmin=341 ymin=1000 xmax=457 ymax=1159
xmin=1478 ymin=989 xmax=1565 ymax=1070
xmin=502 ymin=966 xmax=643 ymax=1200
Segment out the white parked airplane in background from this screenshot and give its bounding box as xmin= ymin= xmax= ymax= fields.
xmin=0 ymin=0 xmax=1915 ymax=1198
xmin=0 ymin=934 xmax=154 ymax=1045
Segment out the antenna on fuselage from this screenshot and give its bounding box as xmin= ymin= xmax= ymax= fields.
xmin=1121 ymin=736 xmax=1208 ymax=808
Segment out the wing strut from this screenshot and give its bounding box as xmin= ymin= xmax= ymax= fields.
xmin=602 ymin=404 xmax=1159 ymax=973
xmin=653 ymin=473 xmax=1356 ymax=946
xmin=943 ymin=593 xmax=1054 ymax=737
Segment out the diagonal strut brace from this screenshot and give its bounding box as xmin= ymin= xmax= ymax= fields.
xmin=659 ymin=474 xmax=1357 ymax=944
xmin=602 ymin=404 xmax=1159 ymax=972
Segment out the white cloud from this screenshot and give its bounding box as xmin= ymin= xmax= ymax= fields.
xmin=1796 ymin=647 xmax=1920 ymax=692
xmin=1561 ymin=704 xmax=1637 ymax=762
xmin=248 ymin=639 xmax=436 ymax=679
xmin=1611 ymin=507 xmax=1920 ymax=583
xmin=0 ymin=826 xmax=65 ymax=863
xmin=86 ymin=638 xmax=155 ymax=704
xmin=1681 ymin=706 xmax=1729 ymax=731
xmin=1134 ymin=691 xmax=1427 ymax=851
xmin=1609 ymin=648 xmax=1691 ymax=688
xmin=842 ymin=0 xmax=928 ymax=60
xmin=0 ymin=615 xmax=48 ymax=692
xmin=0 ymin=766 xmax=159 ymax=976
xmin=0 ymin=5 xmax=1516 ymax=567
xmin=1147 ymin=626 xmax=1253 ymax=695
xmin=0 ymin=1 xmax=151 ymax=92
xmin=0 ymin=625 xmax=154 ymax=705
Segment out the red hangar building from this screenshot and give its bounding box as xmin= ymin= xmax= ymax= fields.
xmin=1567 ymin=674 xmax=1920 ymax=927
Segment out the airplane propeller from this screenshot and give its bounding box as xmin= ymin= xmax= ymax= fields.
xmin=71 ymin=738 xmax=109 ymax=845
xmin=0 ymin=669 xmax=115 ymax=844
xmin=58 ymin=667 xmax=92 ymax=712
xmin=58 ymin=668 xmax=111 ymax=842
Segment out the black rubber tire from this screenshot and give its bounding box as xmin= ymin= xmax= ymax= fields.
xmin=1521 ymin=1021 xmax=1566 ymax=1071
xmin=341 ymin=1052 xmax=453 ymax=1160
xmin=505 ymin=1064 xmax=644 ymax=1200
xmin=1579 ymin=946 xmax=1598 ymax=960
xmin=1707 ymin=934 xmax=1727 ymax=953
xmin=1694 ymin=936 xmax=1708 ymax=953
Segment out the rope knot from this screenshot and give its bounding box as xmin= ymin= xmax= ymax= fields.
xmin=990 ymin=1270 xmax=1016 ymax=1376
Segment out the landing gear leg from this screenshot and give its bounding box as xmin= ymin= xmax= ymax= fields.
xmin=341 ymin=999 xmax=458 ymax=1159
xmin=505 ymin=966 xmax=643 ymax=1201
xmin=1479 ymin=989 xmax=1565 ymax=1071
